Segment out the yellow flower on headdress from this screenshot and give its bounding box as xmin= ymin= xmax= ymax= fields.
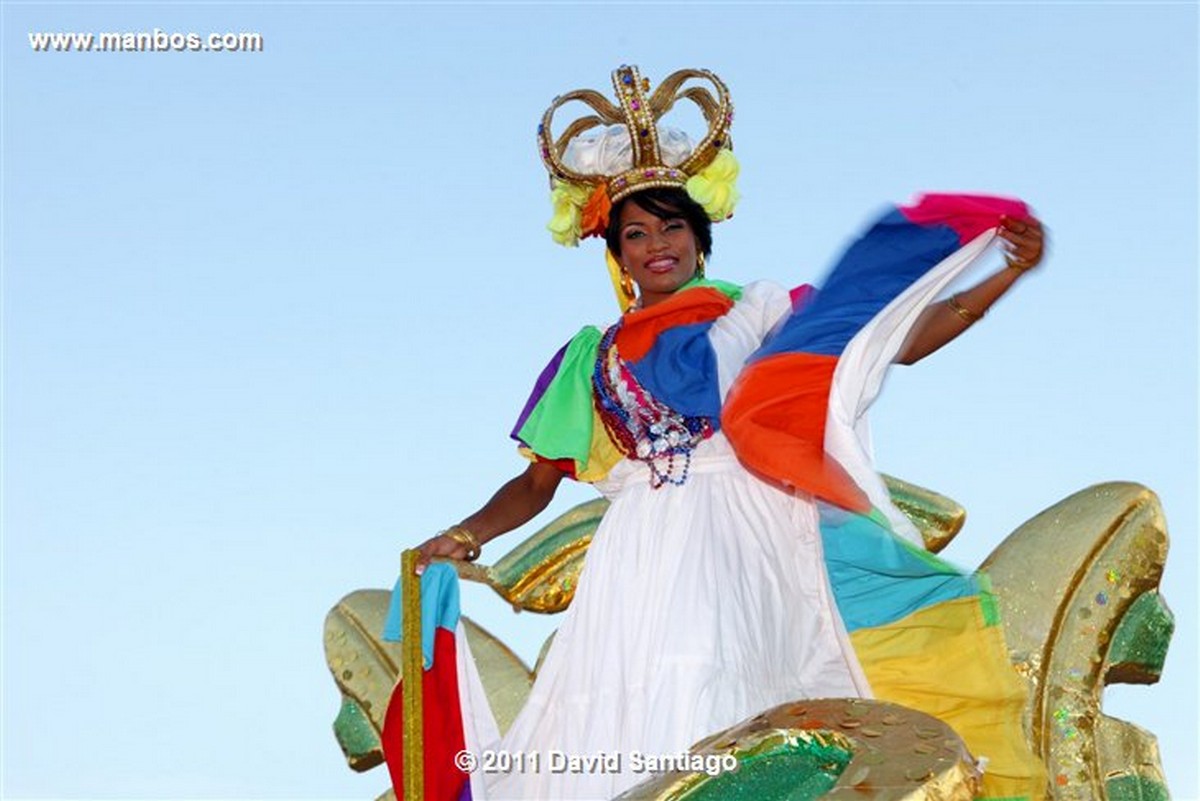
xmin=686 ymin=149 xmax=741 ymax=222
xmin=547 ymin=180 xmax=593 ymax=247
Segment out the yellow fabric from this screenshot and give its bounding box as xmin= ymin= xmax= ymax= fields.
xmin=517 ymin=407 xmax=622 ymax=484
xmin=850 ymin=596 xmax=1047 ymax=801
xmin=575 ymin=407 xmax=623 ymax=482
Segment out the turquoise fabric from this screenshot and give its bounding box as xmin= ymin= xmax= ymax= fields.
xmin=382 ymin=562 xmax=461 ymax=669
xmin=818 ymin=504 xmax=981 ymax=633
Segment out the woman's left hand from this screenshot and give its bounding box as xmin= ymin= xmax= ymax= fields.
xmin=895 ymin=212 xmax=1048 ymax=365
xmin=999 ymin=215 xmax=1046 ymax=271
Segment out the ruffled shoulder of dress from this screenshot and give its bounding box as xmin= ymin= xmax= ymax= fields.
xmin=510 ymin=281 xmax=749 ymax=483
xmin=509 ymin=326 xmax=620 ymax=482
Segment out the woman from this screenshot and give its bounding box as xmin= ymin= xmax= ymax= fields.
xmin=417 ymin=194 xmax=1044 ymax=557
xmin=414 ymin=66 xmax=1047 ymax=800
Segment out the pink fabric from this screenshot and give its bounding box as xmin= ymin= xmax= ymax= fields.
xmin=790 ymin=283 xmax=817 ymax=312
xmin=899 ymin=193 xmax=1030 ymax=245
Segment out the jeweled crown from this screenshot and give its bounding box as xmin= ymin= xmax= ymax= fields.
xmin=538 ymin=65 xmax=734 ymax=203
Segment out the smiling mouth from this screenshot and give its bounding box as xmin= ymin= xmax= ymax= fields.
xmin=644 ymin=257 xmax=678 ymax=274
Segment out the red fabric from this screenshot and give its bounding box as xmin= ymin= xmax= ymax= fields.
xmin=534 ymin=454 xmax=578 ymax=479
xmin=615 ymin=286 xmax=735 ymax=362
xmin=899 ymin=193 xmax=1030 ymax=246
xmin=382 ymin=628 xmax=469 ymax=801
xmin=789 ymin=283 xmax=816 ymax=312
xmin=722 ymin=352 xmax=870 ymax=512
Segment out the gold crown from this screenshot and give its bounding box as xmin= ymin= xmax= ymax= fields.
xmin=537 ymin=65 xmax=734 ymax=203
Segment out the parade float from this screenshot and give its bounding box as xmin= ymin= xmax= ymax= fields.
xmin=324 ymin=478 xmax=1173 ymax=800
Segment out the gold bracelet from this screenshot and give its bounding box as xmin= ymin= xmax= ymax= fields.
xmin=441 ymin=525 xmax=482 ymax=562
xmin=1005 ymin=256 xmax=1036 ymax=273
xmin=948 ymin=294 xmax=983 ymax=324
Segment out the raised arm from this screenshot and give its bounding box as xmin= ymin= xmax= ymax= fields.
xmin=415 ymin=460 xmax=565 ymax=568
xmin=895 ymin=215 xmax=1046 ymax=365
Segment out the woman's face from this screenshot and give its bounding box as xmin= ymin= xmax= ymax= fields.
xmin=616 ymin=200 xmax=700 ymax=308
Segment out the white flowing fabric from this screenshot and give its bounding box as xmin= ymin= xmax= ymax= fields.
xmin=467 ymin=283 xmax=868 ymax=800
xmin=826 ymin=230 xmax=997 ymax=542
xmin=484 ymin=436 xmax=868 ymax=800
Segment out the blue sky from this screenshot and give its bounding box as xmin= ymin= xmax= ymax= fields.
xmin=2 ymin=3 xmax=1196 ymax=799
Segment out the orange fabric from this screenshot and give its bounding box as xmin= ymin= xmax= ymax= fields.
xmin=616 ymin=286 xmax=735 ymax=361
xmin=580 ymin=184 xmax=612 ymax=239
xmin=722 ymin=352 xmax=870 ymax=512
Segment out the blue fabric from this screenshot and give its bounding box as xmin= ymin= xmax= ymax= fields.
xmin=755 ymin=209 xmax=961 ymax=360
xmin=382 ymin=562 xmax=461 ymax=669
xmin=627 ymin=320 xmax=723 ymax=421
xmin=819 ymin=504 xmax=980 ymax=633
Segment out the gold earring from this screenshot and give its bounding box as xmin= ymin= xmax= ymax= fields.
xmin=620 ymin=266 xmax=636 ymax=303
xmin=696 ymin=252 xmax=707 ymax=278
xmin=605 ymin=249 xmax=638 ymax=312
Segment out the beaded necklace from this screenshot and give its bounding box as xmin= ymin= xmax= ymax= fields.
xmin=593 ymin=320 xmax=714 ymax=488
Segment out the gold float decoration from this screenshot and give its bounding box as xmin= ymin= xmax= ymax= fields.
xmin=980 ymin=483 xmax=1172 ymax=800
xmin=325 ymin=481 xmax=1175 ymax=799
xmin=616 ymin=699 xmax=980 ymax=800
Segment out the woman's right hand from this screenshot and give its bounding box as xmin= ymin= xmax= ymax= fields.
xmin=414 ymin=532 xmax=471 ymax=573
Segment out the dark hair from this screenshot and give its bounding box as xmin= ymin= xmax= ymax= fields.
xmin=604 ymin=187 xmax=713 ymax=258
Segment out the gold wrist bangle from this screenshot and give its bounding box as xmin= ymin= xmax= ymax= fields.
xmin=441 ymin=525 xmax=482 ymax=562
xmin=1005 ymin=256 xmax=1036 ymax=274
xmin=947 ymin=294 xmax=983 ymax=324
